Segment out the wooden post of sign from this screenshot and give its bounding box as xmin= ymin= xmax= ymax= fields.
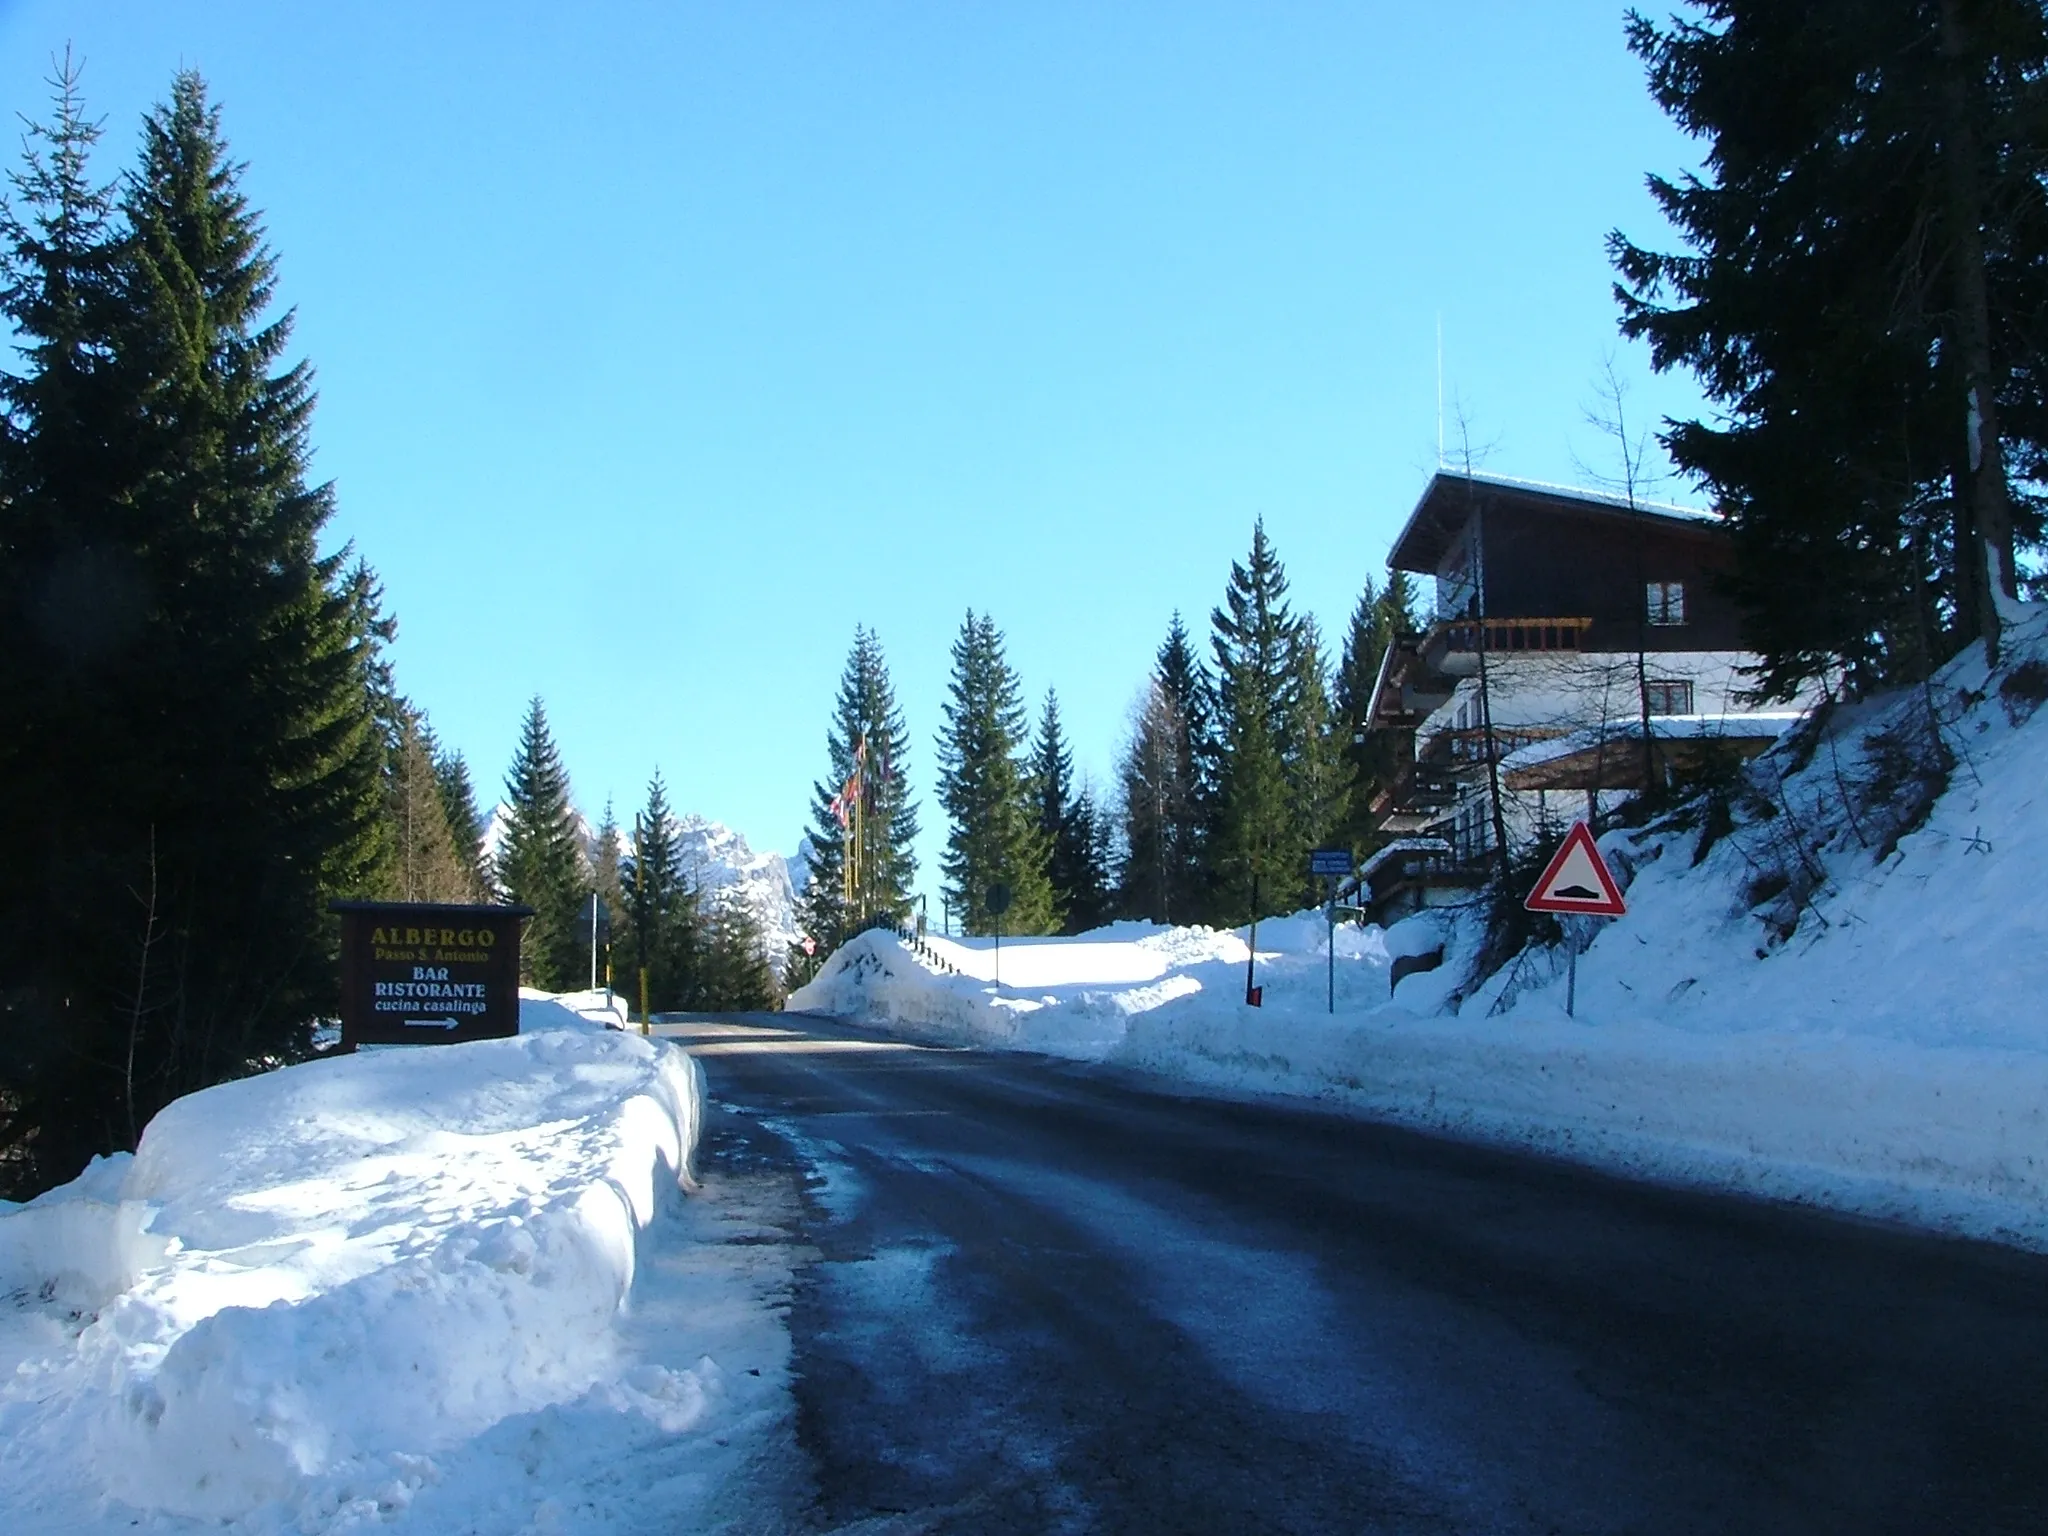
xmin=639 ymin=966 xmax=650 ymax=1037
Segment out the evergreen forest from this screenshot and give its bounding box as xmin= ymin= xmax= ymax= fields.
xmin=799 ymin=0 xmax=2048 ymax=952
xmin=10 ymin=4 xmax=2048 ymax=1194
xmin=0 ymin=66 xmax=779 ymax=1198
xmin=793 ymin=539 xmax=1418 ymax=955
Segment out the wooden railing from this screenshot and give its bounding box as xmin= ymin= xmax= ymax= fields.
xmin=1417 ymin=725 xmax=1567 ymax=765
xmin=1430 ymin=616 xmax=1594 ymax=655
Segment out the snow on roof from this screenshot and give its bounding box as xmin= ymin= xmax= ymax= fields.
xmin=1385 ymin=469 xmax=1721 ymax=575
xmin=1437 ymin=468 xmax=1714 ymax=523
xmin=1363 ymin=630 xmax=1404 ymax=726
xmin=1359 ymin=837 xmax=1454 ymax=881
xmin=1498 ymin=712 xmax=1807 ymax=775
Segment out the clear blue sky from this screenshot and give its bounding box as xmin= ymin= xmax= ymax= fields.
xmin=2 ymin=1 xmax=1708 ymax=894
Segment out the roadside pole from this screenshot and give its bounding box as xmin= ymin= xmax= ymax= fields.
xmin=639 ymin=966 xmax=650 ymax=1037
xmin=1244 ymin=875 xmax=1261 ymax=1007
xmin=985 ymin=882 xmax=1013 ymax=992
xmin=1309 ymin=849 xmax=1355 ymax=1016
xmin=1567 ymin=920 xmax=1579 ymax=1017
xmin=1523 ymin=823 xmax=1627 ymax=1019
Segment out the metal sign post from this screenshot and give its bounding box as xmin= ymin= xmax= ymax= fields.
xmin=575 ymin=895 xmax=611 ymax=995
xmin=1245 ymin=874 xmax=1262 ymax=1008
xmin=1523 ymin=824 xmax=1627 ymax=1018
xmin=986 ymin=882 xmax=1012 ymax=990
xmin=1309 ymin=849 xmax=1354 ymax=1015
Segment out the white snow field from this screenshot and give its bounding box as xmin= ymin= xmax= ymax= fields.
xmin=0 ymin=993 xmax=792 ymax=1534
xmin=794 ymin=609 xmax=2048 ymax=1251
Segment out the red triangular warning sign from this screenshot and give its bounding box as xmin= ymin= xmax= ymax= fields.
xmin=1524 ymin=822 xmax=1627 ymax=916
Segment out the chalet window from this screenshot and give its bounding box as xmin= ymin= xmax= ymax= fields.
xmin=1647 ymin=580 xmax=1687 ymax=626
xmin=1437 ymin=538 xmax=1478 ymax=620
xmin=1458 ymin=798 xmax=1491 ymax=861
xmin=1644 ymin=679 xmax=1694 ymax=715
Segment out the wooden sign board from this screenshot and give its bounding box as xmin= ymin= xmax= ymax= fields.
xmin=331 ymin=901 xmax=533 ymax=1049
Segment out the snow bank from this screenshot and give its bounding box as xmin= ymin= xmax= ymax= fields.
xmin=789 ymin=917 xmax=1389 ymax=1061
xmin=795 ymin=610 xmax=2048 ymax=1249
xmin=519 ymin=984 xmax=631 ymax=1033
xmin=0 ymin=1010 xmax=708 ymax=1530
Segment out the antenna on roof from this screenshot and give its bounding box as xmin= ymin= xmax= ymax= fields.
xmin=1435 ymin=313 xmax=1445 ymax=468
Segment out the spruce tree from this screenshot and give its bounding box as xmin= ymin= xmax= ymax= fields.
xmin=1333 ymin=571 xmax=1415 ymax=853
xmin=384 ymin=706 xmax=475 ymax=903
xmin=1061 ymin=781 xmax=1117 ymax=934
xmin=0 ymin=68 xmax=387 ymax=1189
xmin=1208 ymin=522 xmax=1304 ymax=921
xmin=1612 ymin=0 xmax=2048 ymax=690
xmin=588 ymin=799 xmax=626 ymax=993
xmin=433 ymin=745 xmax=491 ymax=898
xmin=1118 ymin=614 xmax=1212 ymax=925
xmin=1033 ymin=689 xmax=1082 ymax=933
xmin=936 ymin=610 xmax=1057 ymax=935
xmin=1282 ymin=617 xmax=1352 ymax=906
xmin=796 ymin=626 xmax=919 ymax=955
xmin=623 ymin=771 xmax=699 ymax=1012
xmin=699 ymin=892 xmax=780 ymax=1012
xmin=1120 ymin=681 xmax=1183 ymax=924
xmin=496 ymin=697 xmax=589 ymax=989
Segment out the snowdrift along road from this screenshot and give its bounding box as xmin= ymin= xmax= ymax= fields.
xmin=0 ymin=997 xmax=768 ymax=1534
xmin=794 ymin=609 xmax=2048 ymax=1251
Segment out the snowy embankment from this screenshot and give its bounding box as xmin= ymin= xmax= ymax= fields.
xmin=794 ymin=610 xmax=2048 ymax=1250
xmin=0 ymin=993 xmax=754 ymax=1534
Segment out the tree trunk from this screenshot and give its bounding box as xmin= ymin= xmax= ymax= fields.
xmin=1939 ymin=0 xmax=2019 ymax=662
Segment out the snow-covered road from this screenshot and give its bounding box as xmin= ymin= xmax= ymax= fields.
xmin=674 ymin=1010 xmax=2048 ymax=1536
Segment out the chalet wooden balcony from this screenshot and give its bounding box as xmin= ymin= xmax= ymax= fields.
xmin=1416 ymin=725 xmax=1567 ymax=767
xmin=1421 ymin=616 xmax=1593 ymax=677
xmin=1372 ymin=724 xmax=1572 ymax=835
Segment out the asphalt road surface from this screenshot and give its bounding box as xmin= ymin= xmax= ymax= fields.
xmin=658 ymin=1011 xmax=2048 ymax=1536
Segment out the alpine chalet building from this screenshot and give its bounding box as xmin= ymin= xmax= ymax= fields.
xmin=1359 ymin=471 xmax=1811 ymax=924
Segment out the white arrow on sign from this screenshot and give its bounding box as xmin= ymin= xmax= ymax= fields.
xmin=402 ymin=1017 xmax=462 ymax=1031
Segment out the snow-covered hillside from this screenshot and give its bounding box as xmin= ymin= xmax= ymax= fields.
xmin=483 ymin=807 xmax=800 ymax=958
xmin=794 ymin=608 xmax=2048 ymax=1250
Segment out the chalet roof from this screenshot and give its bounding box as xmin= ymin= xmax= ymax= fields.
xmin=1363 ymin=631 xmax=1403 ymax=728
xmin=1359 ymin=837 xmax=1452 ymax=881
xmin=1386 ymin=470 xmax=1721 ymax=575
